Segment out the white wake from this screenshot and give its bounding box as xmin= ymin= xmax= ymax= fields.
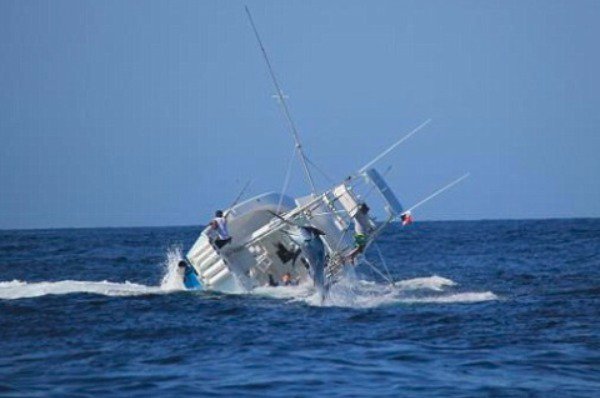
xmin=0 ymin=247 xmax=186 ymax=300
xmin=0 ymin=279 xmax=163 ymax=300
xmin=254 ymin=273 xmax=497 ymax=308
xmin=1 ymin=245 xmax=497 ymax=307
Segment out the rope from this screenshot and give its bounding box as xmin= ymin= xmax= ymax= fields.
xmin=305 ymin=155 xmax=336 ymax=184
xmin=363 ymin=258 xmax=395 ymax=286
xmin=373 ymin=241 xmax=394 ymax=286
xmin=334 ymin=222 xmax=353 ymax=253
xmin=276 ymin=146 xmax=297 ymax=214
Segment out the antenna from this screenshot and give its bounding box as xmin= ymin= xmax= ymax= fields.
xmin=244 ymin=6 xmax=317 ymax=194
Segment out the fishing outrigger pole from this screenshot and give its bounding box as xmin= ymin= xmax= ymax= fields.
xmin=245 ymin=6 xmax=318 ymax=195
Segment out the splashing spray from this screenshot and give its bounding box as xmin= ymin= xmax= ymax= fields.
xmin=160 ymin=246 xmax=186 ymax=291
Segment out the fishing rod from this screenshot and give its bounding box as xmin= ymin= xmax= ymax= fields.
xmin=244 ymin=6 xmax=317 ymax=195
xmin=224 ymin=179 xmax=254 ymax=217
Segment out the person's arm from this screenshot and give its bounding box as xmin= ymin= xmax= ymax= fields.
xmin=204 ymin=223 xmax=216 ymax=241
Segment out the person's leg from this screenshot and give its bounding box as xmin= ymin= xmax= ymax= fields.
xmin=214 ymin=237 xmax=232 ymax=250
xmin=346 ymin=247 xmax=359 ymax=264
xmin=347 ymin=244 xmax=365 ymax=265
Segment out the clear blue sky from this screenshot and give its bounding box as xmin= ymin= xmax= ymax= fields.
xmin=1 ymin=0 xmax=599 ymax=229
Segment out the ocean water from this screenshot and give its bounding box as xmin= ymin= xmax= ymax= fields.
xmin=0 ymin=219 xmax=598 ymax=397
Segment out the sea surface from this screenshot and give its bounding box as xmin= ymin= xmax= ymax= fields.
xmin=1 ymin=219 xmax=598 ymax=397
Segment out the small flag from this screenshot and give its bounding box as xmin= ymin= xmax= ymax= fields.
xmin=400 ymin=211 xmax=413 ymax=226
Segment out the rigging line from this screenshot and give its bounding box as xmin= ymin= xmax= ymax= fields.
xmin=333 ymin=222 xmax=352 ymax=253
xmin=325 ymin=165 xmax=393 ymax=253
xmin=244 ymin=6 xmax=317 ymax=194
xmin=405 ymin=173 xmax=470 ymax=214
xmin=358 ymin=119 xmax=431 ymax=174
xmin=276 ymin=146 xmax=297 ymax=214
xmin=225 ymin=179 xmax=253 ymax=217
xmin=363 ymin=258 xmax=394 ymax=286
xmin=373 ymin=242 xmax=394 ymax=286
xmin=304 ymin=156 xmax=335 ymax=184
xmin=343 ymin=165 xmax=393 ymax=216
xmin=328 ymin=179 xmax=385 ymax=255
xmin=362 ymin=165 xmax=393 ymax=199
xmin=310 ymin=210 xmax=346 ymax=217
xmin=363 ymin=214 xmax=395 ymax=254
xmin=231 ymin=193 xmax=335 ymax=252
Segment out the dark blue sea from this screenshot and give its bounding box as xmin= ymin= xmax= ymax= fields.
xmin=1 ymin=219 xmax=599 ymax=397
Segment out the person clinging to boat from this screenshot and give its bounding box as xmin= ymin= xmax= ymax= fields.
xmin=210 ymin=210 xmax=232 ymax=250
xmin=281 ymin=272 xmax=298 ymax=286
xmin=267 ymin=272 xmax=298 ymax=287
xmin=177 ymin=260 xmax=201 ymax=289
xmin=347 ymin=203 xmax=373 ymax=264
xmin=204 ymin=220 xmax=218 ymax=243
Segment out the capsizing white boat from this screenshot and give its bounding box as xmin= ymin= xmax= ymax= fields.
xmin=181 ymin=8 xmax=467 ymax=300
xmin=185 ymin=168 xmax=404 ymax=296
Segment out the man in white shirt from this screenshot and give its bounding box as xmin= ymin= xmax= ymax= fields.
xmin=212 ymin=210 xmax=232 ymax=249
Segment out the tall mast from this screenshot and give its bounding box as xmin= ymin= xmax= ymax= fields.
xmin=244 ymin=6 xmax=317 ymax=194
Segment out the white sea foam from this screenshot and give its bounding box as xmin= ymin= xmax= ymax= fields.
xmin=253 ymin=273 xmax=498 ymax=308
xmin=1 ymin=245 xmax=497 ymax=306
xmin=394 ymin=275 xmax=456 ymax=291
xmin=0 ymin=247 xmax=187 ymax=300
xmin=400 ymin=291 xmax=498 ymax=304
xmin=159 ymin=246 xmax=187 ymax=291
xmin=0 ymin=279 xmax=162 ymax=300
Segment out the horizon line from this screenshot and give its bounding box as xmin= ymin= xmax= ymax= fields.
xmin=1 ymin=215 xmax=598 ymax=233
